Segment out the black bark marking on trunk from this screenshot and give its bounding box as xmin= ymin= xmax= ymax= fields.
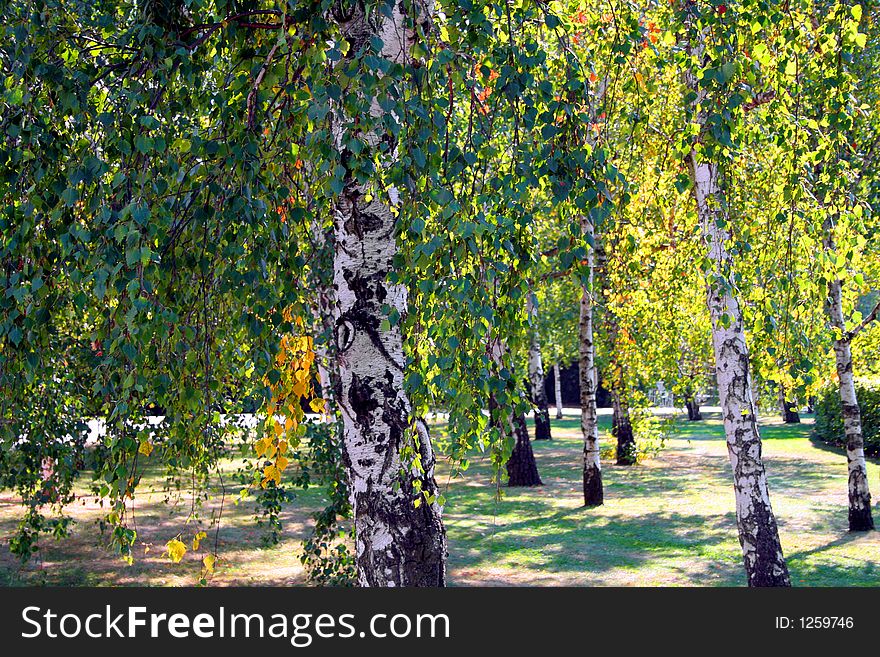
xmin=349 ymin=373 xmax=381 ymax=429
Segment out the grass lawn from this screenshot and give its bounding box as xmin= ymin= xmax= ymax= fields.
xmin=1 ymin=412 xmax=878 ymax=586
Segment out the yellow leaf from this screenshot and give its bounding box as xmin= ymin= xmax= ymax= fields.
xmin=203 ymin=554 xmax=216 ymax=573
xmin=138 ymin=440 xmax=153 ymax=457
xmin=292 ymin=378 xmax=308 ymax=399
xmin=265 ymin=440 xmax=277 ymax=459
xmin=261 ymin=464 xmax=281 ymax=488
xmin=276 ymin=455 xmax=289 ymax=472
xmin=165 ymin=538 xmax=187 ymax=563
xmin=193 ymin=531 xmax=207 ymax=551
xmin=254 ymin=437 xmax=269 ymax=458
xmin=309 ymin=398 xmax=326 ymax=413
xmin=278 ymin=439 xmax=289 ymax=455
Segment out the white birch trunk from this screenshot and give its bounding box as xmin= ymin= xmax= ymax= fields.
xmin=683 ymin=7 xmax=789 ymax=585
xmin=330 ymin=0 xmax=445 ymax=586
xmin=489 ymin=338 xmax=542 ymax=486
xmin=526 ymin=294 xmax=552 ymax=440
xmin=579 ymin=216 xmax=602 ymax=506
xmin=823 ymin=221 xmax=874 ymax=531
xmin=553 ymin=363 xmax=564 ymax=420
xmin=689 ymin=156 xmax=790 ymax=586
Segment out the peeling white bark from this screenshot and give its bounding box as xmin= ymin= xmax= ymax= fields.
xmin=689 ymin=156 xmax=790 ymax=586
xmin=553 ymin=363 xmax=564 ymax=420
xmin=579 ymin=216 xmax=603 ymax=506
xmin=331 ymin=0 xmax=445 ymax=586
xmin=526 ymin=294 xmax=552 ymax=440
xmin=823 ymin=219 xmax=874 ymax=531
xmin=682 ymin=8 xmax=789 ymax=585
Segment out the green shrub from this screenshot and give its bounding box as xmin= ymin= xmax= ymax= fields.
xmin=814 ymin=381 xmax=880 ymax=458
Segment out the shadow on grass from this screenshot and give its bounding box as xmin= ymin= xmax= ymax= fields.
xmin=445 ymin=500 xmax=744 ymax=584
xmin=786 ymin=529 xmax=880 ymax=586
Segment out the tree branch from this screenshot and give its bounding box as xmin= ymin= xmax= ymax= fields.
xmin=845 ymin=297 xmax=880 ymax=342
xmin=744 ymin=89 xmax=776 ymax=113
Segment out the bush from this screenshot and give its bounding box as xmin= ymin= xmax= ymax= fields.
xmin=814 ymin=381 xmax=880 ymax=458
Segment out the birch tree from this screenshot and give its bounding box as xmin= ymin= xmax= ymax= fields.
xmin=330 ymin=0 xmax=446 ymax=585
xmin=824 ymin=226 xmax=876 ymax=530
xmin=812 ymin=2 xmax=876 ymax=532
xmin=680 ymin=1 xmax=790 ymax=586
xmin=526 ymin=293 xmax=553 ymax=440
xmin=773 ymin=1 xmax=878 ymax=531
xmin=579 ymin=216 xmax=603 ymax=505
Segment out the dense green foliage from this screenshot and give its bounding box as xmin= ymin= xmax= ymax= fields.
xmin=1 ymin=0 xmax=878 ymax=583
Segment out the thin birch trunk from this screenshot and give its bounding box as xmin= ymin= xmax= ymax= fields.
xmin=777 ymin=385 xmax=800 ymax=424
xmin=604 ymin=296 xmax=635 ymax=465
xmin=685 ymin=396 xmax=702 ymax=422
xmin=489 ymin=339 xmax=542 ymax=486
xmin=553 ymin=363 xmax=564 ymax=419
xmin=823 ymin=219 xmax=874 ymax=531
xmin=331 ymin=1 xmax=446 ymax=586
xmin=612 ymin=390 xmax=636 ymax=466
xmin=526 ymin=294 xmax=552 ymax=440
xmin=579 ymin=215 xmax=602 ymax=506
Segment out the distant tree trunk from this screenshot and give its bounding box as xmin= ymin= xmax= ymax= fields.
xmin=684 ymin=10 xmax=790 ymax=586
xmin=553 ymin=363 xmax=564 ymax=420
xmin=489 ymin=340 xmax=542 ymax=487
xmin=605 ymin=308 xmax=635 ymax=465
xmin=527 ymin=295 xmax=552 ymax=440
xmin=612 ymin=391 xmax=636 ymax=466
xmin=685 ymin=396 xmax=703 ymax=421
xmin=777 ymin=386 xmax=800 ymax=424
xmin=824 ymin=219 xmax=874 ymax=532
xmin=507 ymin=411 xmax=543 ymax=487
xmin=331 ymin=1 xmax=446 ymax=586
xmin=579 ymin=216 xmax=603 ymax=506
